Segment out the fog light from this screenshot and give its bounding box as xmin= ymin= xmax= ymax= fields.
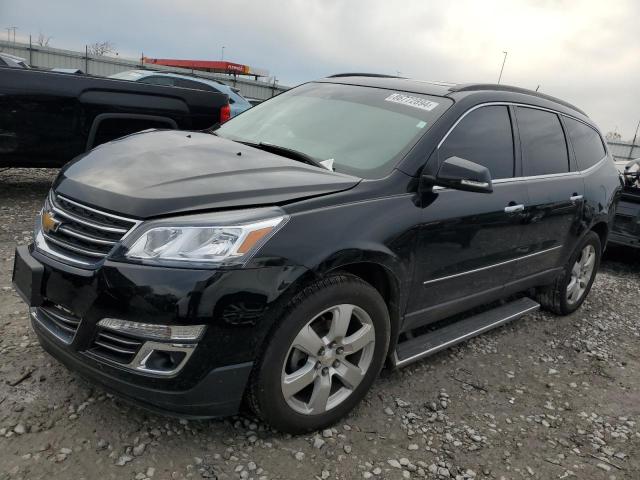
xmin=144 ymin=350 xmax=187 ymax=371
xmin=98 ymin=318 xmax=205 ymax=341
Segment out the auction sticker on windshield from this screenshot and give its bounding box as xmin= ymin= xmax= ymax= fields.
xmin=385 ymin=93 xmax=439 ymax=111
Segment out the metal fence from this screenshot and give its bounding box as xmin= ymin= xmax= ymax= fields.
xmin=0 ymin=39 xmax=288 ymax=100
xmin=608 ymin=140 xmax=640 ymax=163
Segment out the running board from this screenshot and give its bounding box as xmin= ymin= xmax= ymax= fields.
xmin=394 ymin=297 xmax=540 ymax=367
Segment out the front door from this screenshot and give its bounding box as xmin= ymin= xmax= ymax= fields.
xmin=405 ymin=105 xmax=528 ymax=330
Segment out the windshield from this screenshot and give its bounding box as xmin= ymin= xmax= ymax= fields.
xmin=215 ymin=82 xmax=452 ymax=178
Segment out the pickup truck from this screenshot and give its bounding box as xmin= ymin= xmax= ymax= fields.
xmin=0 ymin=68 xmax=230 ymax=167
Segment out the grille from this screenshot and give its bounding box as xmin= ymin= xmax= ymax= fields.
xmin=42 ymin=192 xmax=138 ymax=265
xmin=34 ymin=303 xmax=82 ymax=343
xmin=90 ymin=328 xmax=143 ymax=365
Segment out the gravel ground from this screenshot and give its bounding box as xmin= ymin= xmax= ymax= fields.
xmin=1 ymin=168 xmax=639 ymax=480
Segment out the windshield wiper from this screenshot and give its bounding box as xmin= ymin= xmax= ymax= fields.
xmin=237 ymin=141 xmax=326 ymax=170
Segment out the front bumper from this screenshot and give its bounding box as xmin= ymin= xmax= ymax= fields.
xmin=13 ymin=244 xmax=308 ymax=417
xmin=32 ymin=316 xmax=252 ymax=417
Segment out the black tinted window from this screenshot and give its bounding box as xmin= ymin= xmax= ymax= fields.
xmin=141 ymin=76 xmax=175 ymax=87
xmin=517 ymin=107 xmax=569 ymax=176
xmin=439 ymin=106 xmax=515 ymax=179
xmin=175 ymin=79 xmax=215 ymax=91
xmin=564 ymin=117 xmax=606 ymax=170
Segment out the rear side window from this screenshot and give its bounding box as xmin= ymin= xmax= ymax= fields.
xmin=439 ymin=105 xmax=515 ymax=179
xmin=564 ymin=117 xmax=606 ymax=170
xmin=175 ymin=78 xmax=216 ymax=92
xmin=517 ymin=107 xmax=569 ymax=176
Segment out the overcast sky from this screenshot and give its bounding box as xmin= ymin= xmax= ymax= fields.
xmin=2 ymin=0 xmax=639 ymax=138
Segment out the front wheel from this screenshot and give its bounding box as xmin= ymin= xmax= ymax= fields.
xmin=247 ymin=274 xmax=390 ymax=433
xmin=536 ymin=231 xmax=601 ymax=315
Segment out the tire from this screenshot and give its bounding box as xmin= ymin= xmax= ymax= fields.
xmin=536 ymin=231 xmax=601 ymax=315
xmin=247 ymin=274 xmax=390 ymax=434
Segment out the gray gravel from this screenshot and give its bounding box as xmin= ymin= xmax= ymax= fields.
xmin=1 ymin=168 xmax=639 ymax=479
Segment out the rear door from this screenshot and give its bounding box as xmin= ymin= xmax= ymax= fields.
xmin=514 ymin=106 xmax=584 ymax=277
xmin=406 ymin=105 xmax=529 ymax=329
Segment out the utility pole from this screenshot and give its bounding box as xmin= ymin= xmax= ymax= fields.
xmin=221 ymin=46 xmax=225 ymax=61
xmin=6 ymin=26 xmax=17 ymax=42
xmin=497 ymin=51 xmax=508 ymax=84
xmin=630 ymin=119 xmax=640 ymax=160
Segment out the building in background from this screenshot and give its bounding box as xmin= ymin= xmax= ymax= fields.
xmin=143 ymin=57 xmax=269 ymax=81
xmin=0 ymin=39 xmax=287 ymax=100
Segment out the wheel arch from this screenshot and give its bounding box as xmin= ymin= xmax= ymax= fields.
xmin=590 ymin=221 xmax=609 ymax=252
xmin=86 ymin=113 xmax=178 ymax=151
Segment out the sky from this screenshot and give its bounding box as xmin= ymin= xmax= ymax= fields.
xmin=2 ymin=0 xmax=639 ymax=138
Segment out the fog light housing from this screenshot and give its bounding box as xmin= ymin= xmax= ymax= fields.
xmin=98 ymin=318 xmax=205 ymax=341
xmin=144 ymin=350 xmax=187 ymax=371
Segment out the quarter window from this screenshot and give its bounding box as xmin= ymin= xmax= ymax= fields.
xmin=439 ymin=106 xmax=515 ymax=179
xmin=517 ymin=107 xmax=569 ymax=176
xmin=564 ymin=117 xmax=606 ymax=170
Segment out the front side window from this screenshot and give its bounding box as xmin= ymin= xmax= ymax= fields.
xmin=517 ymin=107 xmax=569 ymax=176
xmin=564 ymin=117 xmax=606 ymax=170
xmin=438 ymin=105 xmax=515 ymax=179
xmin=215 ymin=82 xmax=452 ymax=178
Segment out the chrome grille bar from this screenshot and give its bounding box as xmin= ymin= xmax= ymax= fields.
xmin=57 ymin=225 xmax=118 ymax=246
xmin=38 ymin=191 xmax=140 ymax=267
xmin=42 ymin=232 xmax=107 ymax=258
xmin=50 ymin=202 xmax=129 ymax=234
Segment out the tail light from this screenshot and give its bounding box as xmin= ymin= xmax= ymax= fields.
xmin=220 ymin=104 xmax=231 ymax=124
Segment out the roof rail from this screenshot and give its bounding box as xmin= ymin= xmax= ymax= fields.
xmin=327 ymin=72 xmax=404 ymax=79
xmin=449 ymin=83 xmax=586 ymax=116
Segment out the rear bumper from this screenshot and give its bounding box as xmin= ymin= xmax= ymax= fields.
xmin=609 ymin=232 xmax=640 ymax=249
xmin=32 ymin=315 xmax=253 ymax=418
xmin=610 ymin=196 xmax=640 ymax=248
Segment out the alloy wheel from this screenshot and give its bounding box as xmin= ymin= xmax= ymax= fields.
xmin=281 ymin=304 xmax=376 ymax=415
xmin=566 ymin=244 xmax=596 ymax=305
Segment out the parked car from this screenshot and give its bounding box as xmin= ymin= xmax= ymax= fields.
xmin=610 ymin=158 xmax=640 ymax=248
xmin=0 ymin=68 xmax=230 ymax=167
xmin=12 ymin=74 xmax=620 ymax=433
xmin=109 ymin=70 xmax=252 ymax=117
xmin=0 ymin=52 xmax=29 ymax=68
xmin=245 ymin=97 xmax=264 ymax=107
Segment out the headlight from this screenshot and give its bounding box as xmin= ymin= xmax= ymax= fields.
xmin=121 ymin=208 xmax=288 ymax=267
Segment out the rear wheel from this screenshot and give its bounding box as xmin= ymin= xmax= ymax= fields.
xmin=536 ymin=231 xmax=601 ymax=315
xmin=247 ymin=274 xmax=390 ymax=433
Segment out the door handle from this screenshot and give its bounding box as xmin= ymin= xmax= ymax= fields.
xmin=504 ymin=204 xmax=525 ymax=213
xmin=569 ymin=194 xmax=583 ymax=202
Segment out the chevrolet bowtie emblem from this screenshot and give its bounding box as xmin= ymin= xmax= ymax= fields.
xmin=42 ymin=210 xmax=61 ymax=234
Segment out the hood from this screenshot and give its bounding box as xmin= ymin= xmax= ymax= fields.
xmin=54 ymin=130 xmax=361 ymax=218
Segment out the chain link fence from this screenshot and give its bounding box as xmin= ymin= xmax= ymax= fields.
xmin=0 ymin=39 xmax=288 ymax=100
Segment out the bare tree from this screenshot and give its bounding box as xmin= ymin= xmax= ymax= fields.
xmin=605 ymin=131 xmax=622 ymax=141
xmin=87 ymin=41 xmax=116 ymax=56
xmin=36 ymin=32 xmax=52 ymax=47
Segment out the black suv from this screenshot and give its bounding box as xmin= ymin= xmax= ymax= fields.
xmin=13 ymin=74 xmax=620 ymax=433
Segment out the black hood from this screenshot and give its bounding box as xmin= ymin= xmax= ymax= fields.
xmin=54 ymin=130 xmax=361 ymax=218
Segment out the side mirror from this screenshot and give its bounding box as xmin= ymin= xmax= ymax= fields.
xmin=424 ymin=156 xmax=493 ymax=193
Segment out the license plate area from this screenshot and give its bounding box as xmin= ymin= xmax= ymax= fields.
xmin=12 ymin=246 xmax=44 ymax=307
